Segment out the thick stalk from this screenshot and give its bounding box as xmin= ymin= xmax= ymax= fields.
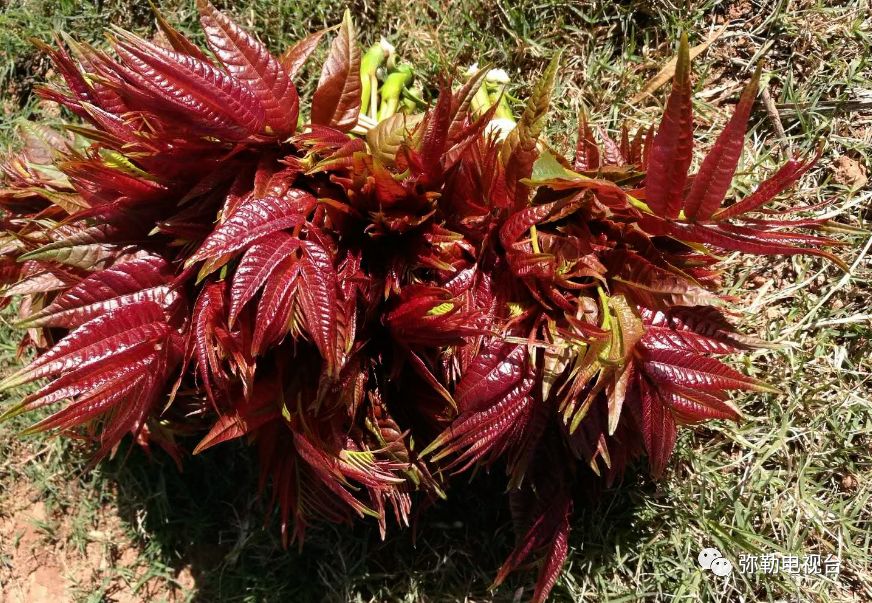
xmin=377 ymin=64 xmax=414 ymax=120
xmin=359 ymin=38 xmax=394 ymax=118
xmin=485 ymin=69 xmax=515 ymax=122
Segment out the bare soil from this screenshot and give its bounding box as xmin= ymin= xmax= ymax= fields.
xmin=0 ymin=478 xmax=194 ymax=602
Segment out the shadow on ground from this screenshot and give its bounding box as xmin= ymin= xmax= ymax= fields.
xmin=102 ymin=440 xmax=655 ymax=602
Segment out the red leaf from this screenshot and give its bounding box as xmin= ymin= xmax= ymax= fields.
xmin=310 ymin=12 xmax=361 ymax=131
xmin=198 ymin=0 xmax=299 ymax=137
xmin=638 ymin=347 xmax=776 ymax=394
xmin=642 ymin=306 xmax=765 ymax=353
xmin=628 ymin=125 xmax=645 ymax=164
xmin=32 ymin=38 xmax=92 ymax=112
xmin=683 ymin=70 xmax=759 ymax=221
xmin=18 ymin=257 xmax=174 ymax=328
xmin=0 ymin=301 xmax=171 ymax=390
xmin=112 ymin=30 xmax=265 ymax=137
xmin=640 ymin=216 xmax=848 ymax=270
xmin=193 ymin=377 xmax=281 ymax=454
xmin=251 ymin=255 xmax=299 ymax=355
xmin=428 ymin=374 xmax=535 ymax=472
xmin=455 ymin=341 xmax=528 ymax=413
xmin=417 ymin=81 xmax=453 ymax=184
xmin=191 ymin=282 xmax=229 ymax=406
xmin=531 ymin=507 xmax=571 ymax=603
xmin=642 ymin=325 xmax=743 ymax=355
xmin=151 ymin=4 xmax=211 ymax=62
xmin=23 ymin=370 xmax=151 ymax=434
xmin=3 ymin=266 xmax=79 ymax=297
xmin=9 ymin=342 xmax=163 ymax=420
xmin=716 ymin=223 xmax=840 ymax=248
xmin=447 ymin=68 xmax=488 ymax=143
xmin=0 ymin=301 xmax=181 ymax=460
xmin=499 ymin=197 xmax=579 ymax=251
xmin=645 ymin=34 xmax=693 ymax=219
xmin=597 ymin=125 xmax=624 ymax=166
xmin=712 ymin=151 xmax=820 ymax=220
xmin=298 ymin=240 xmax=339 ymax=374
xmin=493 ymin=486 xmax=572 ymax=603
xmin=639 ymin=377 xmax=678 ymax=478
xmin=279 ymin=28 xmax=330 ymax=78
xmin=660 ymin=388 xmax=740 ymax=422
xmin=442 ymin=102 xmax=498 ymax=172
xmin=385 ymin=285 xmax=482 ymax=349
xmin=188 ymin=192 xmax=312 ymax=264
xmin=229 ymin=232 xmax=300 ymax=325
xmin=573 ymin=109 xmax=600 ymax=171
xmin=619 ymin=123 xmax=630 ymax=161
xmin=641 ymin=123 xmax=655 ymax=170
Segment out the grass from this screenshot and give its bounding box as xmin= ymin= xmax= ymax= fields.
xmin=0 ymin=0 xmax=870 ymax=601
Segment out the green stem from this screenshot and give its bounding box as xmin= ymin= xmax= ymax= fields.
xmin=360 ymin=39 xmax=394 ymax=117
xmin=597 ymin=287 xmax=611 ymax=330
xmin=485 ymin=70 xmax=515 ymax=122
xmin=489 ymin=86 xmax=515 ymax=121
xmin=377 ymin=64 xmax=413 ymax=120
xmin=530 ymin=224 xmax=541 ymax=254
xmin=368 ymin=73 xmax=379 ymax=120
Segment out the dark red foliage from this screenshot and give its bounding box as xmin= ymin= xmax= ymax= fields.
xmin=0 ymin=5 xmax=847 ymax=601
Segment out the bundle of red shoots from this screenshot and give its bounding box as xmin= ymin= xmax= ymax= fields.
xmin=0 ymin=3 xmax=848 ymax=600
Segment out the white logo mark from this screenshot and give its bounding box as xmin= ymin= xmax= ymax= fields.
xmin=698 ymin=547 xmax=733 ymax=577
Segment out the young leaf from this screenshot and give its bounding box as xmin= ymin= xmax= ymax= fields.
xmin=417 ymin=81 xmax=453 ymax=184
xmin=712 ymin=152 xmax=820 ymax=220
xmin=198 ymin=0 xmax=300 ymax=137
xmin=639 ymin=377 xmax=678 ymax=478
xmin=310 ymin=11 xmax=361 ymax=131
xmin=573 ymin=108 xmax=600 ymax=171
xmin=503 ymin=53 xmax=560 ymax=208
xmin=645 ymin=33 xmax=693 ymax=219
xmin=229 ymin=232 xmax=300 ymax=326
xmin=683 ymin=67 xmax=760 ymax=221
xmin=188 ymin=192 xmax=312 ymax=264
xmin=17 ymin=257 xmax=174 ymax=328
xmin=610 ymin=250 xmax=717 ymax=309
xmin=298 ymin=240 xmax=339 ymax=375
xmin=280 ymin=28 xmax=330 ymax=78
xmin=447 ymin=67 xmax=489 ymax=143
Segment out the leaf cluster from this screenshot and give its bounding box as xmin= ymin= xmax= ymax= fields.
xmin=0 ymin=5 xmax=848 ymax=601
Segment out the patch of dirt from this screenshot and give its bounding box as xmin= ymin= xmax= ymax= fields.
xmin=0 ymin=480 xmax=193 ymax=603
xmin=0 ymin=483 xmax=64 ymax=603
xmin=726 ymin=0 xmax=753 ymax=22
xmin=831 ymin=155 xmax=868 ymax=190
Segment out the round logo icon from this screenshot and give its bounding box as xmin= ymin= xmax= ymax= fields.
xmin=711 ymin=557 xmax=733 ymax=577
xmin=698 ymin=547 xmax=721 ymax=570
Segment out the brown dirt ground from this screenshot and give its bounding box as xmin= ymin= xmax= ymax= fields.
xmin=0 ymin=474 xmax=194 ymax=602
